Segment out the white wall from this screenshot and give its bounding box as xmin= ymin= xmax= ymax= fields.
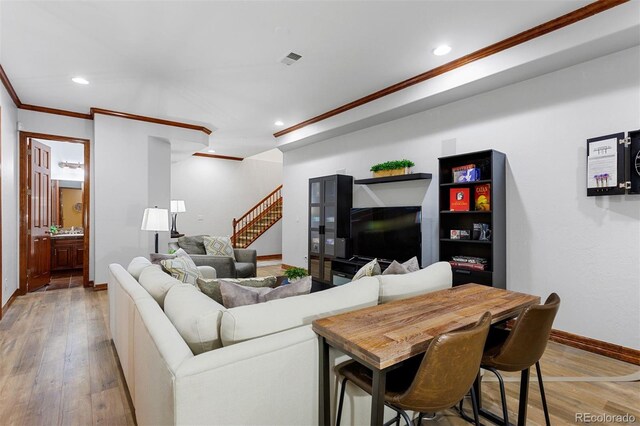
xmin=40 ymin=139 xmax=85 ymax=181
xmin=1 ymin=83 xmax=18 ymax=307
xmin=171 ymin=155 xmax=283 ymax=255
xmin=282 ymin=47 xmax=640 ymax=349
xmin=94 ymin=115 xmax=203 ymax=284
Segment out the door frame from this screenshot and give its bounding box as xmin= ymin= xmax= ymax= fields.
xmin=19 ymin=131 xmax=91 ymax=292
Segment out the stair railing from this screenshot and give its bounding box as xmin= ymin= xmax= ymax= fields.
xmin=232 ymin=185 xmax=283 ymax=247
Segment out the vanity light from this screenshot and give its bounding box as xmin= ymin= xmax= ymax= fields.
xmin=274 ymin=120 xmax=284 ymax=126
xmin=59 ymin=161 xmax=84 ymax=169
xmin=71 ymin=76 xmax=90 ymax=85
xmin=432 ymin=45 xmax=452 ymax=56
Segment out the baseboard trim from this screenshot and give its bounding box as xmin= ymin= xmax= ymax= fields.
xmin=93 ymin=283 xmax=108 ymax=291
xmin=281 ymin=263 xmax=296 ymax=270
xmin=257 ymin=254 xmax=282 ymax=261
xmin=1 ymin=289 xmax=20 ymax=318
xmin=549 ymin=329 xmax=640 ymax=366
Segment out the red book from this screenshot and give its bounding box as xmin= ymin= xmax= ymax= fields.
xmin=449 ymin=188 xmax=470 ymax=211
xmin=474 ymin=184 xmax=491 ymax=211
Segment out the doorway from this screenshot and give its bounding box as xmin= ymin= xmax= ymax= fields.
xmin=19 ymin=132 xmax=91 ymax=293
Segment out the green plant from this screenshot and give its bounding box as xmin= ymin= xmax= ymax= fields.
xmin=370 ymin=159 xmax=415 ymax=172
xmin=49 ymin=224 xmax=59 ymax=235
xmin=284 ymin=267 xmax=308 ymax=281
xmin=168 ymin=248 xmax=176 ymax=254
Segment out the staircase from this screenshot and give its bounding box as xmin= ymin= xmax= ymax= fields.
xmin=232 ymin=185 xmax=283 ymax=248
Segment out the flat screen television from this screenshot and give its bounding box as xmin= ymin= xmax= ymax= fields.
xmin=350 ymin=206 xmax=422 ymax=264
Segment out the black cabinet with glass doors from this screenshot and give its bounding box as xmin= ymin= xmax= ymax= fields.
xmin=308 ymin=174 xmax=353 ymax=284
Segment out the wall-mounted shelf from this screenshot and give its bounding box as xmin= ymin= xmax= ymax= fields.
xmin=354 ymin=173 xmax=432 ymax=185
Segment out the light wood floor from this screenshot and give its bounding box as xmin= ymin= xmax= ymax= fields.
xmin=0 ymin=278 xmax=638 ymax=425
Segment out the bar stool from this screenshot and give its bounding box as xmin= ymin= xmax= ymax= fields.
xmin=479 ymin=293 xmax=560 ymax=426
xmin=335 ymin=312 xmax=492 ymax=426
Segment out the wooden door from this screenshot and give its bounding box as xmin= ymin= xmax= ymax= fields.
xmin=28 ymin=139 xmax=52 ymax=291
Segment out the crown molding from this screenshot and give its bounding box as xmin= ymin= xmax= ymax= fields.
xmin=90 ymin=108 xmax=212 ymax=135
xmin=192 ymin=152 xmax=243 ymax=161
xmin=274 ymin=0 xmax=629 ymax=138
xmin=0 ymin=64 xmax=22 ymax=107
xmin=0 ymin=64 xmax=213 ymax=135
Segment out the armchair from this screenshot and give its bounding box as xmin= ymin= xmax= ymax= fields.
xmin=168 ymin=235 xmax=257 ymax=278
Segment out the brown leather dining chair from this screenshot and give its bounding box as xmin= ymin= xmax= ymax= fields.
xmin=335 ymin=312 xmax=492 ymax=426
xmin=478 ymin=293 xmax=560 ymax=426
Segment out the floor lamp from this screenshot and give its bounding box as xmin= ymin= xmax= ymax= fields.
xmin=141 ymin=207 xmax=169 ymax=253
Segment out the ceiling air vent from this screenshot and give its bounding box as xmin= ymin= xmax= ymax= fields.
xmin=281 ymin=52 xmax=302 ymax=66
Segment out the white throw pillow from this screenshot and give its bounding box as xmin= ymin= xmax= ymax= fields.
xmin=352 ymin=258 xmax=381 ymax=281
xmin=203 ymin=236 xmax=235 ymax=258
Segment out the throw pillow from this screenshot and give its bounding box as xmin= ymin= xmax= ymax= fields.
xmin=197 ymin=276 xmax=277 ymax=304
xmin=203 ymin=236 xmax=235 ymax=258
xmin=161 ymin=249 xmax=202 ymax=286
xmin=220 ymin=276 xmax=312 ymax=308
xmin=403 ymin=256 xmax=420 ymax=272
xmin=352 ymin=259 xmax=381 ymax=281
xmin=382 ymin=260 xmax=409 ymax=276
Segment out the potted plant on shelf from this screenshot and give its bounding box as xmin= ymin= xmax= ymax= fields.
xmin=283 ymin=267 xmax=309 ymax=284
xmin=370 ymin=159 xmax=415 ymax=178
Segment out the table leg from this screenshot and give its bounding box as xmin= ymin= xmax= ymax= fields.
xmin=319 ymin=336 xmax=330 ymax=426
xmin=517 ymin=368 xmax=530 ymax=426
xmin=371 ymin=369 xmax=386 ymax=426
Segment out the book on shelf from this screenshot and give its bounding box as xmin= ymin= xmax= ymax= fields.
xmin=448 ymin=261 xmax=487 ymax=271
xmin=452 ymin=163 xmax=481 ymax=182
xmin=449 ymin=188 xmax=470 ymax=211
xmin=451 ymin=255 xmax=487 ymax=264
xmin=474 ymin=183 xmax=491 ymax=211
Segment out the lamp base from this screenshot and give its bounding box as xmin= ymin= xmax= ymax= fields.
xmin=171 ymin=231 xmax=185 ymax=239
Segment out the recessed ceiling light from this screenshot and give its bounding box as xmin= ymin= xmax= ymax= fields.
xmin=71 ymin=76 xmax=89 ymax=85
xmin=207 ymin=149 xmax=216 ymax=153
xmin=274 ymin=120 xmax=284 ymax=126
xmin=432 ymin=45 xmax=452 ymax=56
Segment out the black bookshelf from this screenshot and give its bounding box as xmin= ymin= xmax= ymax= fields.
xmin=438 ymin=150 xmax=506 ymax=289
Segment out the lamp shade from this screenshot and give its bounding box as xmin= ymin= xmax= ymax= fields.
xmin=141 ymin=208 xmax=170 ymax=232
xmin=171 ymin=200 xmax=186 ymax=213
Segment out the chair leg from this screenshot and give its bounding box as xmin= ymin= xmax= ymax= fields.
xmin=470 ymin=386 xmax=480 ymax=426
xmin=517 ymin=368 xmax=530 ymax=426
xmin=535 ymin=361 xmax=551 ymax=426
xmin=485 ymin=367 xmax=509 ymax=426
xmin=398 ymin=409 xmax=412 ymax=426
xmin=336 ymin=377 xmax=348 ymax=426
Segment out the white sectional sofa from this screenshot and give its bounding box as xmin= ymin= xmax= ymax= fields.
xmin=108 ymin=259 xmax=452 ymax=425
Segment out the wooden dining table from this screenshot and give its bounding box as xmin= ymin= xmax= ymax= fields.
xmin=312 ymin=283 xmax=540 ymax=426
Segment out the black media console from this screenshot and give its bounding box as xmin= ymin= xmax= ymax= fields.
xmin=330 ymin=257 xmax=392 ymax=285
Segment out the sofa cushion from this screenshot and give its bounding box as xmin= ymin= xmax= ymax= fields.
xmin=138 ymin=265 xmax=183 ymax=308
xmin=160 ymin=249 xmax=202 ymax=286
xmin=220 ymin=276 xmax=380 ymax=346
xmin=203 ymin=236 xmax=234 ymax=258
xmin=164 ymin=284 xmax=226 ymax=355
xmin=353 ymin=258 xmax=381 ymax=281
xmin=177 ymin=235 xmax=207 ymax=255
xmin=376 ymin=261 xmax=452 ymax=304
xmin=197 ymin=276 xmax=277 ymax=304
xmin=127 ymin=257 xmax=152 ymax=281
xmin=235 ymin=262 xmax=255 ymax=278
xmin=220 ymin=276 xmax=312 ymax=308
